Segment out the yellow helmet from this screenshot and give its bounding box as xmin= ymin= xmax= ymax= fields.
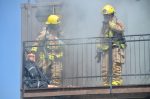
xmin=102 ymin=4 xmax=115 ymax=15
xmin=45 ymin=15 xmax=60 ymax=25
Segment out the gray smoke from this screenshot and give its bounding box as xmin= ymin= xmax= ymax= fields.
xmin=61 ymin=0 xmax=150 ymax=38
xmin=62 ymin=0 xmax=101 ymax=38
xmin=60 ymin=0 xmax=150 ymax=85
xmin=22 ymin=0 xmax=150 ymax=86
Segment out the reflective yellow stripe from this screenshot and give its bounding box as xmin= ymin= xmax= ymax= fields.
xmin=105 ymin=31 xmax=114 ymax=38
xmin=56 ymin=52 xmax=63 ymax=58
xmin=39 ymin=52 xmax=45 ymax=60
xmin=97 ymin=44 xmax=109 ymax=51
xmin=113 ymin=41 xmax=126 ymax=49
xmin=120 ymin=44 xmax=126 ymax=49
xmin=31 ymin=47 xmax=38 ymax=52
xmin=48 ymin=54 xmax=55 ymax=60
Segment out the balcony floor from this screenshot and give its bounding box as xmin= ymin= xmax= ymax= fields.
xmin=22 ymin=84 xmax=150 ymax=99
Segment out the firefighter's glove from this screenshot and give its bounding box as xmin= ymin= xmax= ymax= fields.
xmin=31 ymin=47 xmax=38 ymax=52
xmin=109 ymin=21 xmax=116 ymax=29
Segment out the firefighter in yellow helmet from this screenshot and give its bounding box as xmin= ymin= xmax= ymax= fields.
xmin=29 ymin=14 xmax=64 ymax=87
xmin=99 ymin=4 xmax=126 ymax=86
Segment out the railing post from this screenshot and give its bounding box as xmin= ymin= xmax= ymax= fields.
xmin=108 ymin=38 xmax=113 ymax=93
xmin=21 ymin=42 xmax=25 ymax=99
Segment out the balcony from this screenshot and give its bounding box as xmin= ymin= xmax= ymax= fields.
xmin=21 ymin=34 xmax=150 ymax=99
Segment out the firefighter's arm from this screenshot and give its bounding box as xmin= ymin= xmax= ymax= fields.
xmin=109 ymin=20 xmax=124 ymax=33
xmin=36 ymin=30 xmax=46 ymax=41
xmin=31 ymin=30 xmax=46 ymax=52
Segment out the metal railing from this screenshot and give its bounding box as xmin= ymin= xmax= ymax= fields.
xmin=22 ymin=34 xmax=150 ymax=90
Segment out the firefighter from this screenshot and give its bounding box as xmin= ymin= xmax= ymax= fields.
xmin=99 ymin=4 xmax=126 ymax=86
xmin=24 ymin=52 xmax=49 ymax=88
xmin=25 ymin=52 xmax=59 ymax=88
xmin=29 ymin=14 xmax=63 ymax=87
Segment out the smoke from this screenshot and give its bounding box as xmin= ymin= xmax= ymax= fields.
xmin=61 ymin=0 xmax=101 ymax=38
xmin=61 ymin=0 xmax=150 ymax=38
xmin=112 ymin=0 xmax=150 ymax=35
xmin=60 ymin=0 xmax=102 ymax=86
xmin=22 ymin=0 xmax=150 ymax=86
xmin=60 ymin=0 xmax=150 ymax=85
xmin=23 ymin=0 xmax=150 ymax=40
